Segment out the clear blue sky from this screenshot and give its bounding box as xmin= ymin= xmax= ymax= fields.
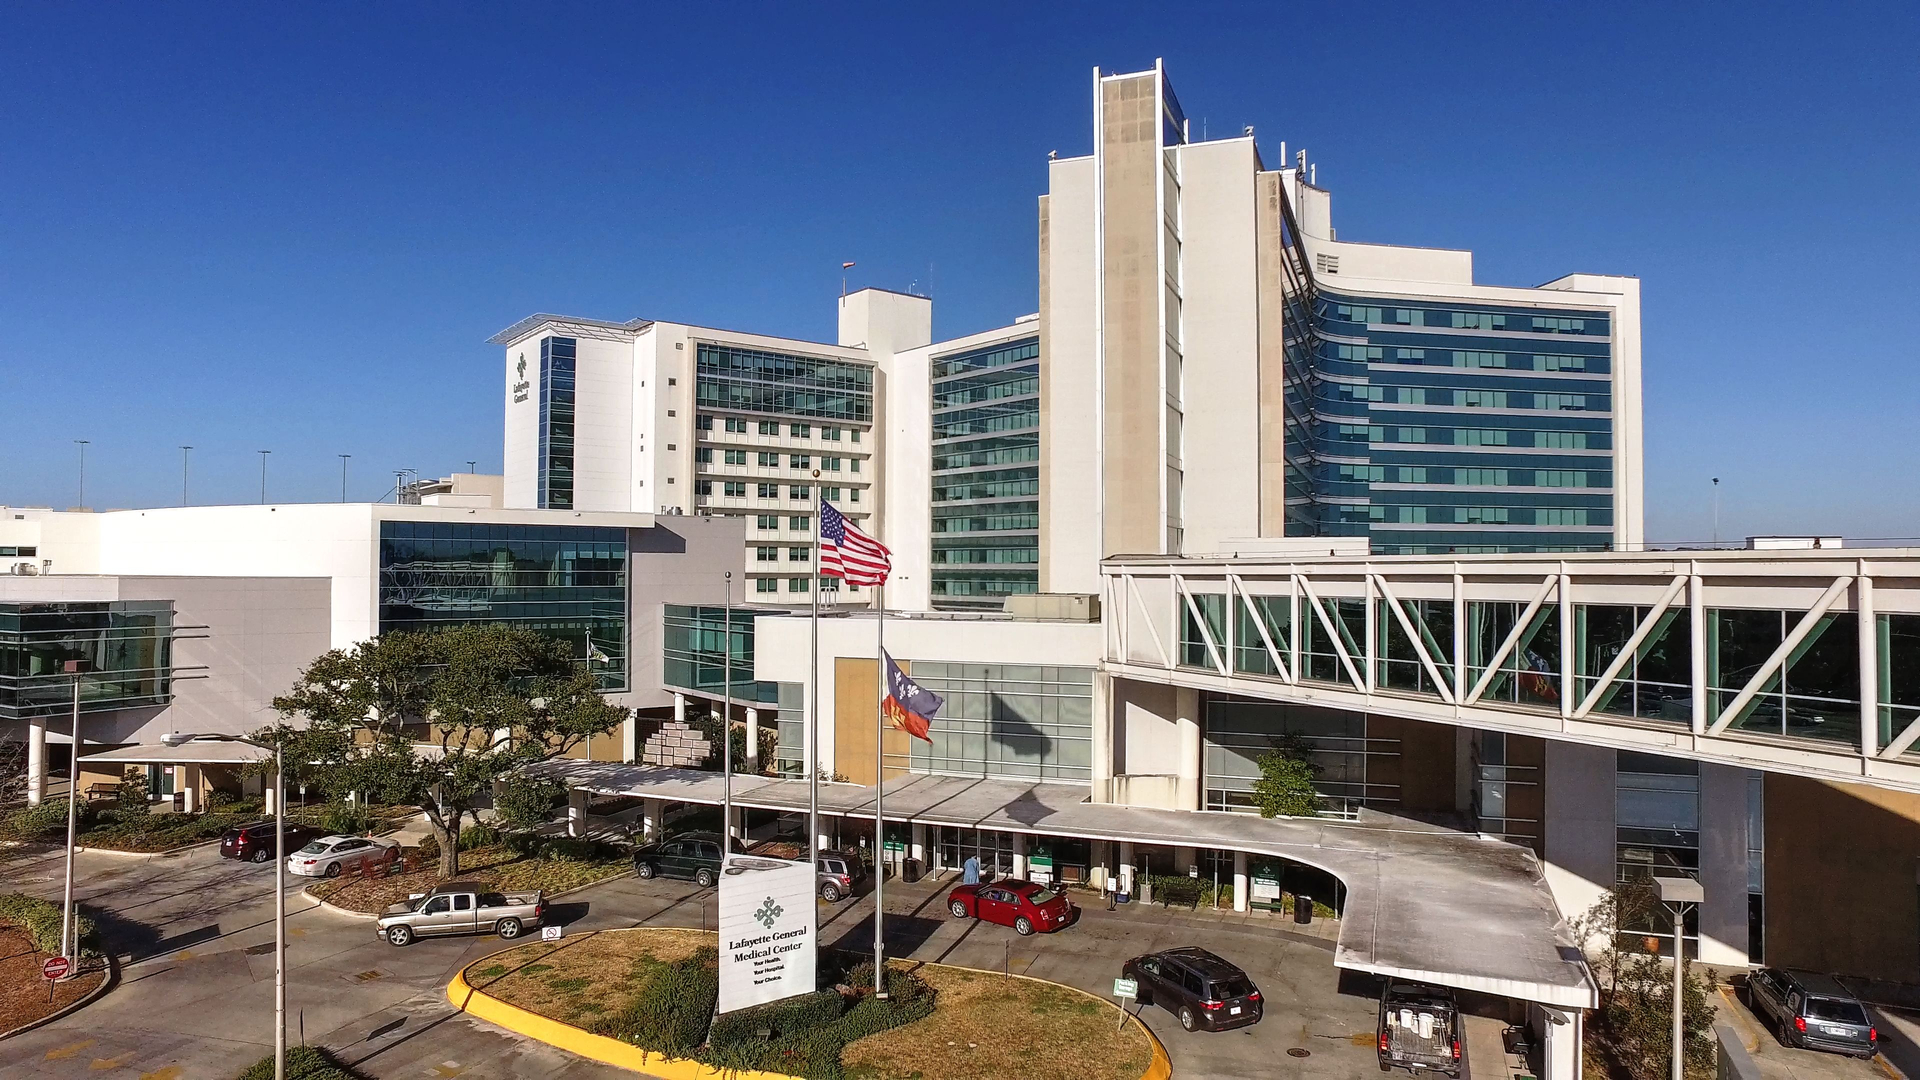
xmin=3 ymin=4 xmax=1915 ymax=541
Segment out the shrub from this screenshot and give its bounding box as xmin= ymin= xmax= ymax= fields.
xmin=0 ymin=891 xmax=100 ymax=956
xmin=236 ymin=1045 xmax=365 ymax=1080
xmin=597 ymin=946 xmax=719 ymax=1056
xmin=414 ymin=833 xmax=441 ymax=863
xmin=116 ymin=769 xmax=152 ymax=815
xmin=320 ymin=803 xmax=372 ymax=837
xmin=458 ymin=823 xmax=500 ymax=851
xmin=1251 ymin=733 xmax=1323 ymax=818
xmin=6 ymin=800 xmax=74 ymax=838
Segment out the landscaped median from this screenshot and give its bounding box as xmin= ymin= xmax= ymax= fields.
xmin=446 ymin=927 xmax=1165 ymax=1080
xmin=308 ymin=830 xmax=629 ymax=914
xmin=0 ymin=893 xmax=110 ymax=1038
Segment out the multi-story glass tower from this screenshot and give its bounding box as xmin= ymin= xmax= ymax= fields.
xmin=928 ymin=334 xmax=1041 ymax=609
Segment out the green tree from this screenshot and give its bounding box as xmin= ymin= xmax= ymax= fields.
xmin=266 ymin=624 xmax=627 ymax=877
xmin=494 ymin=774 xmax=568 ymax=829
xmin=1250 ymin=733 xmax=1323 ymax=818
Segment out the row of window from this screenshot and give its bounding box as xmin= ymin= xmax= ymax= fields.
xmin=1324 ymin=304 xmax=1605 ymax=336
xmin=1333 ymin=385 xmax=1604 ymax=411
xmin=933 ymin=402 xmax=1039 ymax=441
xmin=698 ymin=414 xmax=864 ymax=441
xmin=1331 ymin=465 xmax=1607 ymax=488
xmin=930 ymin=338 xmax=1039 ymax=380
xmin=931 ymin=435 xmax=1039 ymax=471
xmin=696 ymin=482 xmax=862 ymax=503
xmin=1331 ymin=344 xmax=1605 ymax=373
xmin=756 ymin=515 xmax=811 ymax=531
xmin=755 ymin=546 xmax=813 ymax=562
xmin=1340 ymin=505 xmax=1606 ymax=526
xmin=933 ymin=371 xmax=1037 ymax=410
xmin=695 ymin=448 xmax=860 ymax=472
xmin=931 ymin=476 xmax=1039 ymax=503
xmin=750 ymin=575 xmax=851 ymax=595
xmin=1330 ymin=425 xmax=1605 ymax=449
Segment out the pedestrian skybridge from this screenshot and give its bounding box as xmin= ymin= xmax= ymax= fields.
xmin=1102 ymin=547 xmax=1920 ymax=793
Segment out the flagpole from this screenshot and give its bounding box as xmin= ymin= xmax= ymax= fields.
xmin=721 ymin=570 xmax=733 ymax=857
xmin=808 ymin=471 xmax=821 ymax=865
xmin=873 ymin=578 xmax=887 ymax=999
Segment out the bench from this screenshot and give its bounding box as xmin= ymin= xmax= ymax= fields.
xmin=1157 ymin=878 xmax=1204 ymax=910
xmin=85 ymin=783 xmax=120 ymax=802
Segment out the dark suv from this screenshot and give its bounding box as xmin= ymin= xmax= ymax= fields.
xmin=1747 ymin=969 xmax=1877 ymax=1058
xmin=633 ymin=831 xmax=725 ymax=887
xmin=1122 ymin=947 xmax=1263 ymax=1032
xmin=219 ymin=821 xmax=320 ymax=864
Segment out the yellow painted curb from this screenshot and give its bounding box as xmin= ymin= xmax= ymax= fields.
xmin=448 ymin=929 xmax=1171 ymax=1080
xmin=448 ymin=966 xmax=801 ymax=1080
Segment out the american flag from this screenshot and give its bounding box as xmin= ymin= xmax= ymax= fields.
xmin=819 ymin=501 xmax=890 ymax=586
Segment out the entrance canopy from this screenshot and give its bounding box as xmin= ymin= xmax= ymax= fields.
xmin=79 ymin=741 xmax=271 ymax=766
xmin=531 ymin=760 xmax=1596 ymax=1009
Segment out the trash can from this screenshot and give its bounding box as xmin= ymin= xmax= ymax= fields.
xmin=1294 ymin=893 xmax=1313 ymax=924
xmin=171 ymin=790 xmax=186 ymax=813
xmin=903 ymin=858 xmax=924 ymax=884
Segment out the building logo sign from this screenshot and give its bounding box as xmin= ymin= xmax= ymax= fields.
xmin=513 ymin=353 xmax=531 ymax=403
xmin=718 ymin=854 xmax=816 ymax=1013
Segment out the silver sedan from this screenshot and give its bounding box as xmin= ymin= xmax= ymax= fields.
xmin=286 ymin=834 xmax=400 ymax=878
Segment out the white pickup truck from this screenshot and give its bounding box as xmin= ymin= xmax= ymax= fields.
xmin=375 ymin=881 xmax=545 ymax=947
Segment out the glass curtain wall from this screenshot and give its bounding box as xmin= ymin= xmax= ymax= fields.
xmin=904 ymin=663 xmax=1092 ymax=781
xmin=695 ymin=343 xmax=872 ymax=422
xmin=1202 ymin=699 xmax=1383 ymax=818
xmin=929 ymin=337 xmax=1040 ymax=609
xmin=537 ymin=335 xmax=576 ymax=509
xmin=0 ymin=601 xmax=174 ymax=718
xmin=1615 ymin=750 xmax=1700 ymax=958
xmin=377 ymin=522 xmax=627 ymax=689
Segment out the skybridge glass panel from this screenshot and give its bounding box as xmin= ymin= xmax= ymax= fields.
xmin=0 ymin=601 xmax=174 ymax=718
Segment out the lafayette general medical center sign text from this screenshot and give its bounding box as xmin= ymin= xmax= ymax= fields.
xmin=718 ymin=853 xmax=818 ymax=1013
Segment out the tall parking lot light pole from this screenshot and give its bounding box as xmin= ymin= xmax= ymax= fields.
xmin=58 ymin=660 xmax=86 ymax=966
xmin=164 ymin=732 xmax=284 ymax=1080
xmin=1653 ymin=876 xmax=1704 ymax=1080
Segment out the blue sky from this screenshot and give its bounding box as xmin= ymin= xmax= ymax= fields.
xmin=2 ymin=4 xmax=1915 ymax=541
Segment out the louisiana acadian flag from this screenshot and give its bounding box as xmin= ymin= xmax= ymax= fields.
xmin=881 ymin=651 xmax=942 ymax=742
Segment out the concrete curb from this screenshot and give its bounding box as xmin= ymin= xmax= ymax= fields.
xmin=72 ymin=837 xmax=225 ymax=859
xmin=0 ymin=951 xmax=118 ymax=1042
xmin=446 ymin=927 xmax=1170 ymax=1080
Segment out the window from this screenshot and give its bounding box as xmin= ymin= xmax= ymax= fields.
xmin=1460 ymin=468 xmax=1509 ymax=486
xmin=1532 ymin=316 xmax=1587 ymax=334
xmin=1334 ymin=343 xmax=1384 ymax=362
xmin=425 ymin=896 xmax=450 ymax=914
xmin=757 ymin=452 xmax=778 ymax=468
xmin=757 ymin=483 xmax=778 ymax=498
xmin=723 ymin=449 xmax=747 ymax=465
xmin=820 ymin=576 xmax=840 ymax=592
xmin=787 ymin=577 xmax=810 ymax=593
xmin=723 ymin=482 xmax=746 ymax=498
xmin=1460 ymin=389 xmax=1507 ymax=408
xmin=724 ymin=417 xmax=747 ymax=433
xmin=822 ymin=425 xmax=843 ymax=441
xmin=1459 ymin=507 xmax=1510 ymax=524
xmin=756 ymin=546 xmax=778 ymax=562
xmin=1537 ymin=508 xmax=1589 ymax=526
xmin=822 ymin=456 xmax=843 ymax=471
xmin=695 ymin=480 xmax=713 ymax=496
xmin=694 ymin=447 xmax=713 ymax=464
xmin=1538 ymin=394 xmax=1588 ymax=411
xmin=850 ymin=488 xmax=861 ymax=503
xmin=1537 ymin=470 xmax=1589 ymax=488
xmin=790 ymin=423 xmax=811 ymax=438
xmin=1452 ymin=311 xmax=1506 ymax=331
xmin=756 ymin=515 xmax=778 ymax=530
xmin=1395 ymin=427 xmax=1428 ymax=443
xmin=1337 ymin=465 xmax=1385 ymax=483
xmin=788 ymin=546 xmax=810 ymax=562
xmin=666 ymin=377 xmax=677 ymax=386
xmin=1539 ymin=354 xmax=1587 ymax=372
xmin=1456 ymin=428 xmax=1509 ymax=446
xmin=850 ymin=458 xmax=861 ymax=473
xmin=789 ymin=515 xmax=809 ymax=531
xmin=823 ymin=486 xmax=842 ymax=501
xmin=758 ymin=420 xmax=779 ymax=435
xmin=1458 ymin=351 xmax=1508 ymax=369
xmin=1538 ymin=431 xmax=1589 ymax=449
xmin=1335 ymin=424 xmax=1382 ymax=443
xmin=536 ymin=336 xmax=576 ymax=510
xmin=755 ymin=578 xmax=778 ymax=594
xmin=790 ymin=485 xmax=810 ymax=500
xmin=1402 ymin=467 xmax=1427 ymax=483
xmin=850 ymin=429 xmax=861 ymax=443
xmin=790 ymin=454 xmax=810 ymax=469
xmin=696 ymin=414 xmax=714 ymax=431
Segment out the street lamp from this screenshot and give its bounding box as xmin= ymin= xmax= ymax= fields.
xmin=58 ymin=660 xmax=87 ymax=969
xmin=1653 ymin=875 xmax=1704 ymax=1080
xmin=163 ymin=731 xmax=286 ymax=1080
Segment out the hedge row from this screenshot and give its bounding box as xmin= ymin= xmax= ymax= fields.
xmin=0 ymin=892 xmax=100 ymax=956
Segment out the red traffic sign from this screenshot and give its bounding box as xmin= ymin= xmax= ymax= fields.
xmin=42 ymin=955 xmax=72 ymax=981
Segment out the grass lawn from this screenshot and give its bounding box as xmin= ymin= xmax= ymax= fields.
xmin=310 ymin=843 xmax=630 ymax=913
xmin=840 ymin=964 xmax=1150 ymax=1080
xmin=465 ymin=929 xmax=1151 ymax=1080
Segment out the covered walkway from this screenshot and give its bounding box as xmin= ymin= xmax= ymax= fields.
xmin=530 ymin=759 xmax=1595 ymax=1010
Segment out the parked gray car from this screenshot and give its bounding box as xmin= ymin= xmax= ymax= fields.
xmin=375 ymin=882 xmax=544 ymax=947
xmin=1747 ymin=968 xmax=1878 ymax=1058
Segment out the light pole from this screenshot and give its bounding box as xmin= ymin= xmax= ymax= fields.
xmin=720 ymin=570 xmax=733 ymax=856
xmin=180 ymin=446 xmax=193 ymax=505
xmin=338 ymin=455 xmax=351 ymax=502
xmin=162 ymin=731 xmax=285 ymax=1080
xmin=258 ymin=450 xmax=271 ymax=504
xmin=58 ymin=660 xmax=86 ymax=968
xmin=74 ymin=440 xmax=90 ymax=509
xmin=1711 ymin=477 xmax=1721 ymax=546
xmin=1653 ymin=875 xmax=1703 ymax=1080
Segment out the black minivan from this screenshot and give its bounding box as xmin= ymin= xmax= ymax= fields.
xmin=1121 ymin=947 xmax=1263 ymax=1032
xmin=1747 ymin=969 xmax=1877 ymax=1058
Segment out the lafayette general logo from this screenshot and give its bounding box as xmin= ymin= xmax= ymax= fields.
xmin=512 ymin=353 xmax=531 ymax=403
xmin=753 ymin=896 xmax=784 ymax=930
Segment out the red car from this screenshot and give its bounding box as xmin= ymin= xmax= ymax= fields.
xmin=946 ymin=879 xmax=1076 ymax=936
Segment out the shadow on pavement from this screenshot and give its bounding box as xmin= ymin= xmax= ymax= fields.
xmin=824 ymin=914 xmax=946 ymax=957
xmin=544 ymin=900 xmax=591 ymax=927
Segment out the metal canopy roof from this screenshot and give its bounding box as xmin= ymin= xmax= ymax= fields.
xmin=529 ymin=760 xmax=1597 ymax=1009
xmin=79 ymin=741 xmax=271 ymax=766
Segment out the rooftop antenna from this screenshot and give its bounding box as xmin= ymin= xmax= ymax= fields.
xmin=1296 ymin=148 xmax=1307 ymax=172
xmin=1310 ymin=163 xmax=1316 ymax=185
xmin=1279 ymin=140 xmax=1286 ymax=164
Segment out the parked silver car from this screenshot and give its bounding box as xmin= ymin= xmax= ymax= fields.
xmin=1747 ymin=968 xmax=1878 ymax=1058
xmin=376 ymin=882 xmax=545 ymax=947
xmin=286 ymin=834 xmax=400 ymax=878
